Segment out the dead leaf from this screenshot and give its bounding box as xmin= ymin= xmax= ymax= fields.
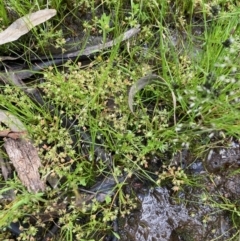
xmin=0 ymin=110 xmax=26 ymax=132
xmin=128 ymin=74 xmax=177 ymax=124
xmin=0 ymin=9 xmax=56 ymax=45
xmin=128 ymin=74 xmax=167 ymax=113
xmin=0 ymin=129 xmax=11 ymax=137
xmin=0 ymin=129 xmax=26 ymax=139
xmin=53 ymin=24 xmax=141 ymax=58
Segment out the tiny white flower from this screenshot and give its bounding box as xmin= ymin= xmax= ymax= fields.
xmin=230 ymin=78 xmax=236 ymax=83
xmin=223 ymin=56 xmax=230 ymax=63
xmin=197 ymin=85 xmax=203 ymax=91
xmin=189 ymin=102 xmax=195 ymax=108
xmin=178 ymin=95 xmax=183 ymax=100
xmin=208 ymin=132 xmax=215 ymax=138
xmin=189 ymin=96 xmax=197 ymax=101
xmin=219 ymin=75 xmax=226 ymax=81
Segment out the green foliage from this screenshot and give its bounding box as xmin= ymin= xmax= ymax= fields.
xmin=95 ymin=13 xmax=114 ymax=42
xmin=0 ymin=0 xmax=9 ymax=25
xmin=1 ymin=0 xmax=240 ymax=240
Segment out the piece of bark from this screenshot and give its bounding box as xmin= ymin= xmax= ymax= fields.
xmin=0 ymin=155 xmax=16 ymax=200
xmin=3 ymin=137 xmax=45 ymax=193
xmin=0 ymin=155 xmax=11 ymax=181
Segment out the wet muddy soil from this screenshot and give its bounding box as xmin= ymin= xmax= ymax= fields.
xmin=118 ymin=142 xmax=240 ymax=241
